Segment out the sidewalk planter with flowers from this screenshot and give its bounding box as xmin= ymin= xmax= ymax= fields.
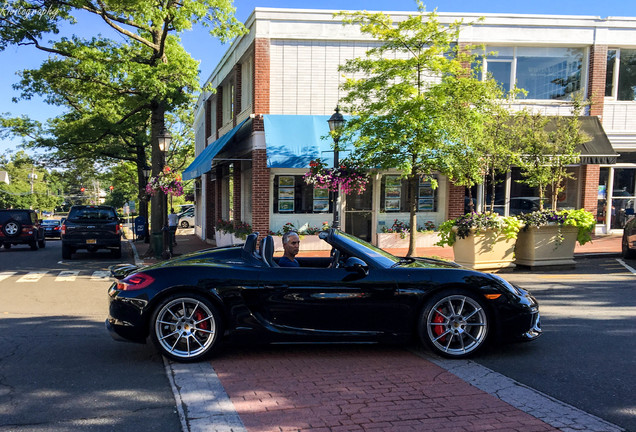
xmin=437 ymin=213 xmax=523 ymax=271
xmin=214 ymin=219 xmax=252 ymax=247
xmin=376 ymin=220 xmax=439 ymax=249
xmin=515 ymin=209 xmax=595 ymax=268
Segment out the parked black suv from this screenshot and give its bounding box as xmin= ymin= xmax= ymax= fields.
xmin=0 ymin=209 xmax=46 ymax=250
xmin=61 ymin=205 xmax=122 ymax=259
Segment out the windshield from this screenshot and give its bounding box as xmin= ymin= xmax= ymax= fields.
xmin=68 ymin=207 xmax=117 ymax=220
xmin=42 ymin=220 xmax=60 ymax=225
xmin=336 ymin=231 xmax=401 ymax=268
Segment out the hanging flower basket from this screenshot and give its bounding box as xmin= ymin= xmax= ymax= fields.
xmin=303 ymin=158 xmax=369 ymax=195
xmin=146 ymin=166 xmax=184 ymax=197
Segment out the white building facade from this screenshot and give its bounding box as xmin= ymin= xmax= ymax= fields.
xmin=185 ymin=8 xmax=636 ymax=243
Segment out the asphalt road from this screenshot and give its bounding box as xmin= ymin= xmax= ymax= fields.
xmin=478 ymin=256 xmax=636 ymax=432
xmin=0 ymin=239 xmax=182 ymax=432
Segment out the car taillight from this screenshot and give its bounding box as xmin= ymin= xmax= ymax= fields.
xmin=61 ymin=224 xmax=67 ymax=235
xmin=115 ymin=223 xmax=121 ymax=235
xmin=54 ymin=226 xmax=60 ymax=231
xmin=117 ymin=273 xmax=155 ymax=291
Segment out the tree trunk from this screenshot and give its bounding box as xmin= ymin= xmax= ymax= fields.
xmin=407 ymin=173 xmax=418 ymax=257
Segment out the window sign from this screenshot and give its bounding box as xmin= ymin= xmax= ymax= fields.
xmin=278 ymin=176 xmax=295 ymax=212
xmin=418 ymin=177 xmax=437 ymax=212
xmin=385 ymin=176 xmax=401 ymax=211
xmin=313 ymin=188 xmax=329 ymax=212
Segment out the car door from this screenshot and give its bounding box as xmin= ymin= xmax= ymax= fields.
xmin=250 ymin=265 xmax=405 ymax=335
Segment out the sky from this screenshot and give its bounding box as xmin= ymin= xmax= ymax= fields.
xmin=1 ymin=0 xmax=635 ymax=155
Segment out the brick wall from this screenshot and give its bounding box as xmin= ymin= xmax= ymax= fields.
xmin=579 ymin=164 xmax=600 ymax=215
xmin=205 ymin=98 xmax=212 ymax=141
xmin=215 ymin=87 xmax=223 ymax=140
xmin=588 ymin=45 xmax=607 ymax=118
xmin=251 ymin=149 xmax=270 ymax=239
xmin=447 ymin=183 xmax=466 ymax=220
xmin=254 ymin=38 xmax=270 ymax=115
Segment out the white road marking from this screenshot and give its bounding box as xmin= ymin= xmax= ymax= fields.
xmin=16 ymin=272 xmax=48 ymax=283
xmin=0 ymin=272 xmax=17 ymax=282
xmin=91 ymin=271 xmax=111 ymax=280
xmin=616 ymin=258 xmax=636 ymax=275
xmin=55 ymin=270 xmax=80 ymax=282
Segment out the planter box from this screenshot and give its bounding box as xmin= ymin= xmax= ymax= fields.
xmin=214 ymin=229 xmax=243 ymax=247
xmin=452 ymin=229 xmax=516 ymax=271
xmin=376 ymin=232 xmax=440 ymax=249
xmin=272 ymin=235 xmax=332 ymax=252
xmin=515 ymin=225 xmax=578 ymax=268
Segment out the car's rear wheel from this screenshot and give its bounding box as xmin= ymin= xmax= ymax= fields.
xmin=622 ymin=235 xmax=636 ymax=259
xmin=111 ymin=245 xmax=122 ymax=259
xmin=180 ymin=220 xmax=189 ymax=228
xmin=62 ymin=244 xmax=73 ymax=259
xmin=3 ymin=243 xmax=10 ymax=249
xmin=418 ymin=290 xmax=489 ymax=359
xmin=38 ymin=236 xmax=46 ymax=248
xmin=30 ymin=240 xmax=38 ymax=250
xmin=150 ymin=294 xmax=222 ymax=362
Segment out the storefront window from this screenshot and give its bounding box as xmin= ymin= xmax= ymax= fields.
xmin=484 ymin=46 xmax=583 ymax=100
xmin=606 ymin=49 xmax=636 ymax=101
xmin=273 ymin=175 xmax=331 ymax=214
xmin=380 ymin=175 xmax=438 ymax=213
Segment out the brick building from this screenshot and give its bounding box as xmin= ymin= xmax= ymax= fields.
xmin=184 ymin=8 xmax=636 ymax=244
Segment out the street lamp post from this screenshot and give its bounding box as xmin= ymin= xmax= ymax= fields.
xmin=327 ymin=106 xmax=346 ymax=230
xmin=157 ymin=127 xmax=172 ymax=257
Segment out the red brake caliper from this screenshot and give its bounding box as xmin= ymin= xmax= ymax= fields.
xmin=194 ymin=310 xmax=209 ymax=331
xmin=433 ymin=308 xmax=446 ymax=342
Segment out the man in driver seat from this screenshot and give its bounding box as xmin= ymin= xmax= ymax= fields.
xmin=278 ymin=231 xmax=300 ymax=267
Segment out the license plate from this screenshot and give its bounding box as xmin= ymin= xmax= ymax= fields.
xmin=86 ymin=239 xmax=97 ymax=244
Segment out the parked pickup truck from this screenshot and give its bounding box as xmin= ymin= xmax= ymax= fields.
xmin=61 ymin=205 xmax=122 ymax=259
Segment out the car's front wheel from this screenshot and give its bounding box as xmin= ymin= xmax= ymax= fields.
xmin=150 ymin=294 xmax=222 ymax=362
xmin=418 ymin=290 xmax=489 ymax=359
xmin=180 ymin=220 xmax=189 ymax=228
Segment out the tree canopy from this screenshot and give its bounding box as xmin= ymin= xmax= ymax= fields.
xmin=336 ymin=1 xmax=499 ymax=255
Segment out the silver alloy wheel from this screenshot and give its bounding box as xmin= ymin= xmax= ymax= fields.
xmin=154 ymin=297 xmax=217 ymax=360
xmin=4 ymin=222 xmax=19 ymax=236
xmin=425 ymin=294 xmax=488 ymax=357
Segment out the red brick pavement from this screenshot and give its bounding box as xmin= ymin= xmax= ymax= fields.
xmin=211 ymin=346 xmax=558 ymax=432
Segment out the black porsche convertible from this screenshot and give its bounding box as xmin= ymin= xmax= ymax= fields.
xmin=106 ymin=229 xmax=541 ymax=362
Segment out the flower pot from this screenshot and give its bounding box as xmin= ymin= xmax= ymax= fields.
xmin=452 ymin=228 xmax=516 ymax=271
xmin=515 ymin=225 xmax=578 ymax=268
xmin=376 ymin=232 xmax=440 ymax=249
xmin=214 ymin=229 xmax=242 ymax=247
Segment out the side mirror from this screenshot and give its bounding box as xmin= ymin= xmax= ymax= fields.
xmin=344 ymin=257 xmax=368 ymax=276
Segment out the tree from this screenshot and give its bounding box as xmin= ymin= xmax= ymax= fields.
xmin=0 ymin=151 xmax=63 ymax=210
xmin=0 ymin=0 xmax=246 ymax=248
xmin=335 ymin=1 xmax=495 ymax=256
xmin=517 ymin=97 xmax=588 ymax=211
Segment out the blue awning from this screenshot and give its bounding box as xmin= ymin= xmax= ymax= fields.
xmin=183 ymin=118 xmax=249 ymax=180
xmin=264 ymin=115 xmax=350 ymax=168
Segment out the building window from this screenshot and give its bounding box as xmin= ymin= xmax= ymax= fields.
xmin=380 ymin=175 xmax=438 ymax=212
xmin=223 ymin=81 xmax=234 ymax=124
xmin=482 ymin=47 xmax=583 ymax=100
xmin=273 ymin=175 xmax=332 ymax=214
xmin=606 ymin=49 xmax=636 ymax=101
xmin=241 ymin=56 xmax=253 ymax=110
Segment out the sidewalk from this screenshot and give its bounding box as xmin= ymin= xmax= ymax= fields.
xmin=125 ymin=228 xmax=623 ymax=265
